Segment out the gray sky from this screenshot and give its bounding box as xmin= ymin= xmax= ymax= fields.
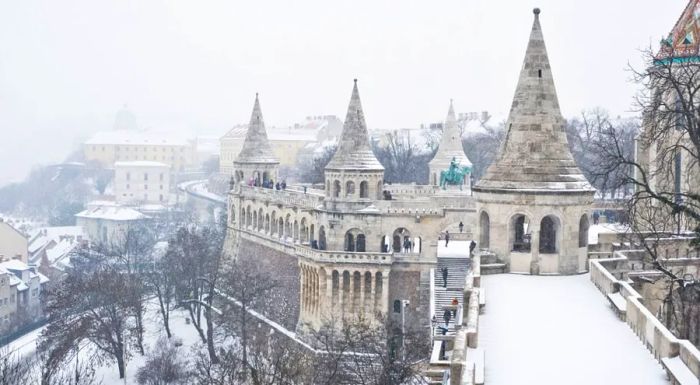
xmin=0 ymin=0 xmax=686 ymax=185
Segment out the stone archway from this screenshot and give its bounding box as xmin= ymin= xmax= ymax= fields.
xmin=539 ymin=215 xmax=560 ymax=254
xmin=479 ymin=211 xmax=490 ymax=249
xmin=510 ymin=214 xmax=531 ymax=252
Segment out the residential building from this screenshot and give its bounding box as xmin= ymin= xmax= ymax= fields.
xmin=0 ymin=260 xmax=49 ymax=334
xmin=114 ymin=161 xmax=171 ymax=205
xmin=75 ymin=202 xmax=149 ymax=246
xmin=0 ymin=219 xmax=28 ymax=263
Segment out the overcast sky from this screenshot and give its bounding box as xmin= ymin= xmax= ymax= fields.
xmin=0 ymin=0 xmax=688 ymax=184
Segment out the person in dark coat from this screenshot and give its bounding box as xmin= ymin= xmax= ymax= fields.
xmin=281 ymin=180 xmax=287 ymax=190
xmin=443 ymin=308 xmax=452 ymax=326
xmin=441 ymin=267 xmax=448 ymax=288
xmin=459 ymin=221 xmax=464 ymax=233
xmin=469 ymin=240 xmax=477 ymax=257
xmin=275 ymin=182 xmax=281 ymax=190
xmin=593 ymin=211 xmax=600 ymax=225
xmin=445 ymin=231 xmax=450 ymax=247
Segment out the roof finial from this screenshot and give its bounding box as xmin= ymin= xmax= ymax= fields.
xmin=533 ymin=7 xmax=540 ymax=16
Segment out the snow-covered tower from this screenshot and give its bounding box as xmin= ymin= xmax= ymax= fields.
xmin=473 ymin=9 xmax=595 ymax=275
xmin=324 ymin=80 xmax=385 ymax=211
xmin=428 ymin=100 xmax=473 ymax=191
xmin=232 ymin=94 xmax=280 ymax=187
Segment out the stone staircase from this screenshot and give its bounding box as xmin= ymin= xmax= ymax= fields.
xmin=479 ymin=250 xmax=507 ymax=275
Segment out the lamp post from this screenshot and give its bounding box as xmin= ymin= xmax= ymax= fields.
xmin=400 ymin=299 xmax=410 ymax=359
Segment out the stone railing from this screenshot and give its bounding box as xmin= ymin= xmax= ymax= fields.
xmin=239 ymin=186 xmax=324 ymax=209
xmin=384 ymin=183 xmax=439 ymax=197
xmin=296 ymin=246 xmax=393 ymax=266
xmin=590 ymin=252 xmax=700 ymax=381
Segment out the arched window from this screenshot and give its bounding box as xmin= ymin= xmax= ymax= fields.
xmin=346 ymin=181 xmax=356 ymax=197
xmin=230 ymin=205 xmax=236 ymax=224
xmin=345 ymin=232 xmax=355 ymax=251
xmin=392 ymin=228 xmax=411 ymax=253
xmin=360 ymin=181 xmax=369 ymax=198
xmin=357 ymin=234 xmax=366 ymax=252
xmin=293 ymin=220 xmax=299 ymax=243
xmin=319 ymin=226 xmax=327 ymax=250
xmin=285 ymin=214 xmax=292 ymax=238
xmin=258 ymin=208 xmax=264 ymax=231
xmin=579 ymin=215 xmax=589 ymax=248
xmin=270 ymin=212 xmax=277 ymax=235
xmin=376 ymin=180 xmax=383 ymax=200
xmin=300 ymin=218 xmax=308 ymax=243
xmin=265 ymin=214 xmax=270 ymax=233
xmin=540 ymin=215 xmax=559 ymax=254
xmin=278 ymin=218 xmax=284 ymax=238
xmin=511 ymin=214 xmax=530 ymax=252
xmin=479 ymin=211 xmax=490 ymax=249
xmin=333 ymin=180 xmax=341 ymax=198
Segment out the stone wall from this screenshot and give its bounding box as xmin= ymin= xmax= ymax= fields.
xmin=387 ymin=268 xmax=430 ymax=332
xmin=237 ymin=239 xmax=300 ymax=330
xmin=590 ymin=254 xmax=700 ymax=380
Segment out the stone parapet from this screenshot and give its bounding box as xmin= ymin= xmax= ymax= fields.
xmin=296 ymin=245 xmax=393 ymax=266
xmin=238 ymin=185 xmax=324 ymax=210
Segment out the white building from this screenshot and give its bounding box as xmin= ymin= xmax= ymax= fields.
xmin=75 ymin=203 xmax=149 ymax=246
xmin=114 ymin=161 xmax=171 ymax=205
xmin=0 ymin=219 xmax=28 ymax=263
xmin=0 ymin=259 xmax=48 ymax=333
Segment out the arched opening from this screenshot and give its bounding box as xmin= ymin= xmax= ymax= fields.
xmin=346 ymin=181 xmax=355 ymax=197
xmin=332 ymin=270 xmax=340 ymax=309
xmin=277 ymin=218 xmax=284 ymax=239
xmin=265 ymin=214 xmax=270 ymax=233
xmin=285 ymin=214 xmax=292 ymax=239
xmin=393 ymin=228 xmax=411 ymax=253
xmin=270 ymin=212 xmax=277 ymax=235
xmin=240 ymin=207 xmax=246 ymax=227
xmin=364 ymin=272 xmax=372 ymax=312
xmin=310 ymin=224 xmax=315 ymax=244
xmin=579 ymin=214 xmax=589 ymax=248
xmin=345 ymin=232 xmax=355 ymax=252
xmin=293 ymin=220 xmax=299 ymax=243
xmin=539 ymin=215 xmax=559 ymax=254
xmin=344 ymin=228 xmax=366 ymax=252
xmin=374 ymin=272 xmax=383 ymax=313
xmin=360 ymin=181 xmax=369 ymax=198
xmin=333 ymin=180 xmax=341 ymax=198
xmin=230 ymin=205 xmax=236 ymax=224
xmin=479 ymin=211 xmax=490 ymax=249
xmin=353 ymin=271 xmax=361 ymax=312
xmin=357 ymin=234 xmax=366 ymax=252
xmin=342 ymin=271 xmax=351 ymax=312
xmin=252 ymin=211 xmax=258 ymax=230
xmin=300 ymin=218 xmax=308 ymax=244
xmin=258 ymin=208 xmax=264 ymax=231
xmin=246 ymin=206 xmax=252 ymax=229
xmin=511 ymin=214 xmax=531 ymax=252
xmin=319 ymin=226 xmax=327 ymax=250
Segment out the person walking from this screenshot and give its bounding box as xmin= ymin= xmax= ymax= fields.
xmin=441 ymin=267 xmax=448 ymax=288
xmin=445 ymin=231 xmax=450 ymax=247
xmin=469 ymin=240 xmax=477 ymax=257
xmin=451 ymin=297 xmax=459 ymax=317
xmin=593 ymin=211 xmax=600 ymax=225
xmin=459 ymin=221 xmax=464 ymax=233
xmin=443 ymin=308 xmax=452 ymax=327
xmin=281 ymin=180 xmax=287 ymax=190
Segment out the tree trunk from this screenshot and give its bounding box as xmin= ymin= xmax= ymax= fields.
xmin=205 ymin=306 xmax=218 ymax=364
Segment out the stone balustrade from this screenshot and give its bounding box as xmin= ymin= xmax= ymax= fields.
xmin=296 ymin=245 xmax=393 ymax=265
xmin=590 ymin=252 xmax=700 ymax=381
xmin=239 ymin=186 xmax=324 ymax=209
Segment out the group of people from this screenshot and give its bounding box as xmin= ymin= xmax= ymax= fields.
xmin=433 ymin=297 xmax=461 ymax=336
xmin=402 ymin=237 xmax=414 ymax=253
xmin=248 ymin=177 xmax=286 ymax=190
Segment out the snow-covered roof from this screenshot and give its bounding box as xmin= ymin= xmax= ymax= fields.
xmin=85 ymin=131 xmax=191 ymax=146
xmin=114 ymin=161 xmax=170 ymax=168
xmin=1 ymin=259 xmax=31 ymax=271
xmin=75 ymin=206 xmax=148 ymax=221
xmin=45 ymin=239 xmax=79 ymax=265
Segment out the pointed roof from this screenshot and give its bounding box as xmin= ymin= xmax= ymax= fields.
xmin=429 ymin=99 xmax=472 ymax=168
xmin=234 ymin=94 xmax=279 ymax=164
xmin=475 ymin=9 xmax=593 ymax=192
xmin=325 ymin=80 xmax=383 ymax=171
xmin=657 ymin=0 xmax=700 ymax=62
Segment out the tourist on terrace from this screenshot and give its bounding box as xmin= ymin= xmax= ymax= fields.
xmin=451 ymin=297 xmax=459 ymax=317
xmin=459 ymin=221 xmax=464 ymax=233
xmin=445 ymin=231 xmax=450 ymax=247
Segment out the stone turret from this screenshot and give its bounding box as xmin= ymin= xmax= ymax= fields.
xmin=232 ymin=94 xmax=279 ymax=187
xmin=473 ymin=9 xmax=594 ymax=275
xmin=429 ymin=100 xmax=473 ymax=191
xmin=324 ymin=80 xmax=385 ymax=210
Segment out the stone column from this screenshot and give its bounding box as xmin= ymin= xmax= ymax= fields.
xmin=369 ymin=270 xmax=376 ymax=314
xmin=381 ymin=271 xmax=390 ymax=315
xmin=348 ymin=271 xmax=355 ymax=314
xmin=531 ymin=229 xmax=540 ymax=275
xmin=338 ymin=271 xmax=344 ymax=314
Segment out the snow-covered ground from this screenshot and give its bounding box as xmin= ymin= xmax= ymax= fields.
xmin=479 ymin=274 xmax=668 ymax=385
xmin=436 ymin=240 xmax=472 ymax=258
xmin=4 ymin=301 xmax=203 ymax=385
xmin=588 ymin=223 xmax=630 ymax=245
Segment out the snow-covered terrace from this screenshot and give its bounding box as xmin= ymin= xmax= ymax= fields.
xmin=479 ymin=274 xmax=668 ymax=385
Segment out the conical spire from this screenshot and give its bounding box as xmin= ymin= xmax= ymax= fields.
xmin=430 ymin=99 xmax=472 ymax=169
xmin=325 ymin=79 xmax=383 ymax=171
xmin=235 ymin=93 xmax=279 ymax=164
xmin=475 ymin=8 xmax=592 ymax=191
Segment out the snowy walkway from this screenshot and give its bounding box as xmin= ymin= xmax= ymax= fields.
xmin=479 ymin=274 xmax=668 ymax=385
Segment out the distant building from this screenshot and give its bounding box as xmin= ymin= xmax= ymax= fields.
xmin=0 ymin=259 xmax=49 ymax=333
xmin=28 ymin=226 xmax=87 ymax=274
xmin=75 ymin=202 xmax=149 ymax=246
xmin=83 ymin=131 xmax=195 ymax=172
xmin=219 ymin=115 xmax=342 ymax=174
xmin=114 ymin=161 xmax=171 ymax=205
xmin=0 ymin=219 xmax=28 ymax=263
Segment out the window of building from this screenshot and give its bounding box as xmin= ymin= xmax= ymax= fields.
xmin=159 ymin=194 xmax=164 ymax=202
xmin=144 ymin=184 xmax=148 ymax=190
xmin=126 ymin=172 xmax=131 ymax=181
xmin=160 ymin=173 xmax=164 ymax=181
xmin=160 ymin=184 xmax=163 ymax=190
xmin=144 ymin=173 xmax=149 ymax=181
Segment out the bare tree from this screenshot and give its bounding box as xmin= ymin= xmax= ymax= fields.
xmin=590 ymin=47 xmax=700 ymax=345
xmin=298 ymin=144 xmax=338 ymax=184
xmin=372 ymin=131 xmax=435 ymax=184
xmin=462 ymin=123 xmax=505 ymax=182
xmin=136 ymin=337 xmax=190 ymax=385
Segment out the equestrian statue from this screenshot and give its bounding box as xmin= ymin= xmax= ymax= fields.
xmin=440 ymin=157 xmax=471 ymax=190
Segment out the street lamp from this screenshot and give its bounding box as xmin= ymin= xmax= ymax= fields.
xmin=400 ymin=299 xmax=410 ymax=359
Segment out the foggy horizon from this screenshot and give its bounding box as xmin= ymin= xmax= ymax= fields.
xmin=0 ymin=0 xmax=686 ymax=185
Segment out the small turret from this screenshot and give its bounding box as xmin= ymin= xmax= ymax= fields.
xmin=232 ymin=94 xmax=279 ymax=187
